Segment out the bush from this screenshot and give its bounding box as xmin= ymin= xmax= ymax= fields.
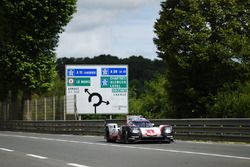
xmin=208 ymin=82 xmax=250 ymax=118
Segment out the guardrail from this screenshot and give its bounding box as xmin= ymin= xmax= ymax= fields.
xmin=0 ymin=119 xmax=250 ymax=142
xmin=0 ymin=120 xmax=104 ymax=136
xmin=153 ymin=119 xmax=250 ymax=142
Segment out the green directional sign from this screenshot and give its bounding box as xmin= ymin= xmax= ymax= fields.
xmin=101 ymin=77 xmax=127 ymax=88
xmin=67 ymin=78 xmax=90 ymax=86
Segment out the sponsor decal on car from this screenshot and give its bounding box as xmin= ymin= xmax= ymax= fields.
xmin=141 ymin=128 xmax=161 ymax=137
xmin=145 ymin=129 xmax=156 ymax=136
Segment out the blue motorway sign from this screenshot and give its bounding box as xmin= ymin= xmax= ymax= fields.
xmin=67 ymin=69 xmax=97 ymax=77
xmin=101 ymin=68 xmax=127 ymax=76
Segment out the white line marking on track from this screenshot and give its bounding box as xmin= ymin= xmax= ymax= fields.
xmin=67 ymin=163 xmax=90 ymax=167
xmin=131 ymin=146 xmax=250 ymax=160
xmin=0 ymin=148 xmax=14 ymax=152
xmin=26 ymin=154 xmax=48 ymax=159
xmin=1 ymin=133 xmax=250 ymax=161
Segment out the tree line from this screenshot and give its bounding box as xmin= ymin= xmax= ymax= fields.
xmin=56 ymin=55 xmax=165 ymax=96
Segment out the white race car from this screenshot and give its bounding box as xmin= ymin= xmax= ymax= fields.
xmin=105 ymin=116 xmax=174 ymax=143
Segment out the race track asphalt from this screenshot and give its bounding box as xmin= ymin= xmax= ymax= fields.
xmin=0 ymin=131 xmax=249 ymax=167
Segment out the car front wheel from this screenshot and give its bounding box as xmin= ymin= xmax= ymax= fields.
xmin=124 ymin=130 xmax=130 ymax=144
xmin=105 ymin=127 xmax=112 ymax=142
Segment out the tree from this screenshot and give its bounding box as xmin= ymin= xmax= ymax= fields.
xmin=0 ymin=0 xmax=76 ymax=119
xmin=154 ymin=0 xmax=250 ymax=118
xmin=129 ymin=74 xmax=173 ymax=119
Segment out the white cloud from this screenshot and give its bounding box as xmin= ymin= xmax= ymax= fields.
xmin=56 ymin=0 xmax=162 ymax=59
xmin=57 ymin=28 xmax=113 ymax=57
xmin=78 ymin=0 xmax=158 ymax=10
xmin=66 ymin=9 xmax=116 ymax=32
xmin=110 ymin=18 xmax=157 ymax=58
xmin=67 ymin=0 xmax=160 ymax=32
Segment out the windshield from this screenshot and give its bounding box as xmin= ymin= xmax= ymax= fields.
xmin=132 ymin=121 xmax=153 ymax=128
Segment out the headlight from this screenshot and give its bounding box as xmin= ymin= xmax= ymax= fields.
xmin=164 ymin=127 xmax=172 ymax=134
xmin=131 ymin=128 xmax=140 ymax=134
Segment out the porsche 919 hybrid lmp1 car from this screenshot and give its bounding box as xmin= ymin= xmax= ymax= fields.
xmin=105 ymin=116 xmax=174 ymax=143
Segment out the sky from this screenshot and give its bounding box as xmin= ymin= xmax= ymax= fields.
xmin=55 ymin=0 xmax=162 ymax=60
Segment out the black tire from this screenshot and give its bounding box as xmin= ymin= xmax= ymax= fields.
xmin=164 ymin=137 xmax=171 ymax=144
xmin=105 ymin=127 xmax=112 ymax=142
xmin=165 ymin=140 xmax=171 ymax=144
xmin=124 ymin=130 xmax=130 ymax=144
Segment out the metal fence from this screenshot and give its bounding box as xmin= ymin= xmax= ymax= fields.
xmin=0 ymin=95 xmax=77 ymax=121
xmin=0 ymin=119 xmax=250 ymax=142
